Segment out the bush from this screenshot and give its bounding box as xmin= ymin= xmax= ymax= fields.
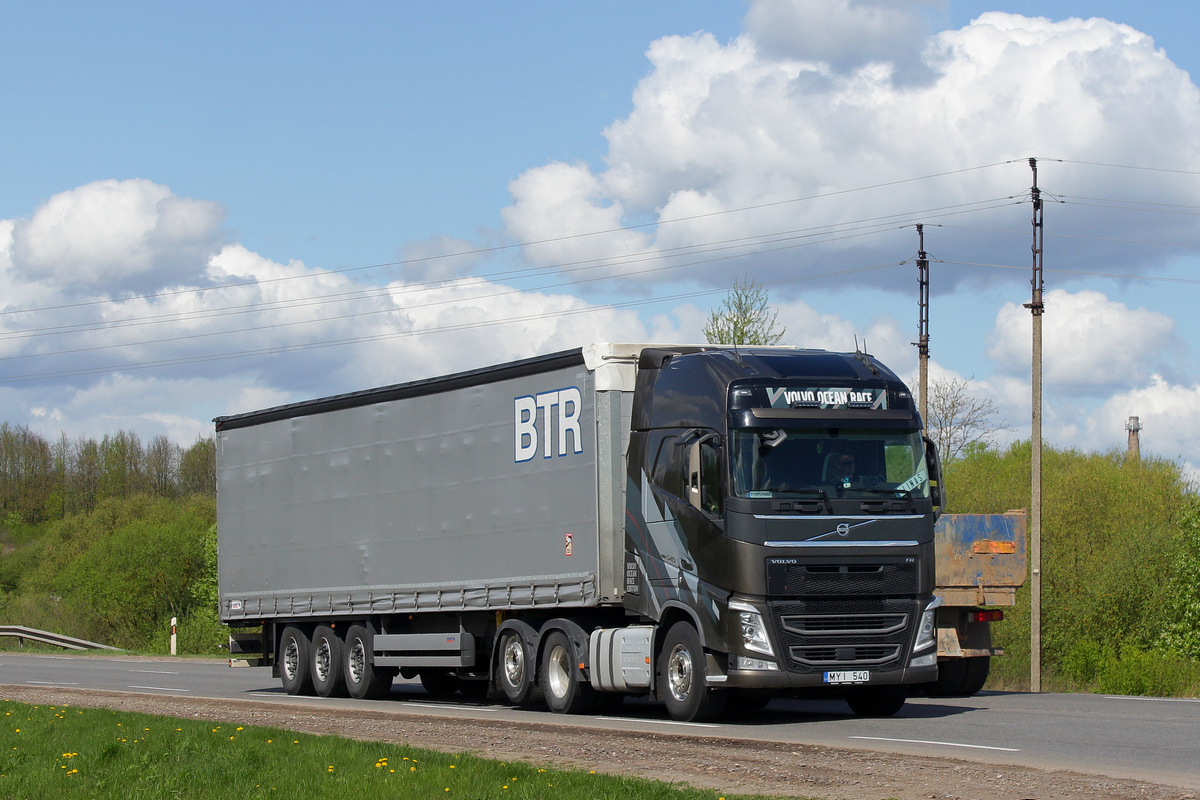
xmin=946 ymin=442 xmax=1199 ymax=695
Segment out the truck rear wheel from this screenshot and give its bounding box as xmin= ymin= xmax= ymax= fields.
xmin=924 ymin=658 xmax=968 ymax=697
xmin=497 ymin=629 xmax=542 ymax=705
xmin=658 ymin=622 xmax=726 ymax=722
xmin=311 ymin=626 xmax=347 ymax=697
xmin=279 ymin=626 xmax=314 ymax=696
xmin=343 ymin=624 xmax=393 ymax=699
xmin=845 ymin=684 xmax=907 ymax=717
xmin=541 ymin=630 xmax=597 ymax=714
xmin=960 ymin=656 xmax=991 ymax=695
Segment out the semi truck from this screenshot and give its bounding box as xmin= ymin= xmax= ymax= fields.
xmin=217 ymin=343 xmax=986 ymax=720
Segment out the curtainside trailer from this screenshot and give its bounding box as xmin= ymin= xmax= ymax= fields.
xmin=216 ymin=343 xmax=949 ymax=720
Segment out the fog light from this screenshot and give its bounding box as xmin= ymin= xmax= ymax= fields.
xmin=731 ymin=654 xmax=780 ymax=671
xmin=909 ymin=653 xmax=937 ymax=668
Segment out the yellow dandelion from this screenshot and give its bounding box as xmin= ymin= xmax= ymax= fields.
xmin=449 ymin=765 xmax=455 ymax=769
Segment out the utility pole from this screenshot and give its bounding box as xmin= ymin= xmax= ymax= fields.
xmin=1023 ymin=157 xmax=1045 ymax=693
xmin=915 ymin=224 xmax=930 ymax=425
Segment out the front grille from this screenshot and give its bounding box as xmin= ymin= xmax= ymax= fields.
xmin=790 ymin=644 xmax=902 ymax=667
xmin=767 ymin=558 xmax=918 ymax=596
xmin=781 ymin=613 xmax=908 ymax=636
xmin=769 ymin=598 xmax=918 ymax=674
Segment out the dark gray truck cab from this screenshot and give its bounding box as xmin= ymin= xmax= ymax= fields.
xmin=623 ymin=346 xmax=942 ymax=716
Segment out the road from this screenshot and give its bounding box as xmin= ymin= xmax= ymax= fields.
xmin=2 ymin=651 xmax=1197 ymax=792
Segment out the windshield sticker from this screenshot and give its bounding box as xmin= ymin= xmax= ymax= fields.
xmin=896 ymin=469 xmax=927 ymax=492
xmin=765 ymin=387 xmax=888 ymax=410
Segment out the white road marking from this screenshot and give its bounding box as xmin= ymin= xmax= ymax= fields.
xmin=128 ymin=685 xmax=190 ymax=693
xmin=27 ymin=680 xmax=78 ymax=685
xmin=1104 ymin=695 xmax=1200 ymax=703
xmin=610 ymin=717 xmax=721 ymax=729
xmin=130 ymin=670 xmax=180 ymax=675
xmin=850 ymin=735 xmax=1019 ymax=752
xmin=400 ymin=702 xmax=500 ymax=713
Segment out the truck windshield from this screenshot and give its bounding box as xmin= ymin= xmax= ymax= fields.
xmin=730 ymin=427 xmax=930 ymax=499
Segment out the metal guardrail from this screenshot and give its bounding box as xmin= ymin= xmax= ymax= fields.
xmin=0 ymin=625 xmax=122 ymax=651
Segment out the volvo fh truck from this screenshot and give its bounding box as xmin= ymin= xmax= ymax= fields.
xmin=217 ymin=343 xmax=945 ymax=720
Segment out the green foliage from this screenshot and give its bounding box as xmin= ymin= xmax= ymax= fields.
xmin=1158 ymin=496 xmax=1200 ymax=659
xmin=0 ymin=495 xmax=216 ymax=651
xmin=946 ymin=441 xmax=1198 ymax=694
xmin=703 ymin=275 xmax=786 ymax=346
xmin=0 ymin=424 xmax=215 ymax=524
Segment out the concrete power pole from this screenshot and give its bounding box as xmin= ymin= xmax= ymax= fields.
xmin=915 ymin=224 xmax=930 ymax=425
xmin=1126 ymin=416 xmax=1142 ymax=461
xmin=1024 ymin=157 xmax=1045 ymax=694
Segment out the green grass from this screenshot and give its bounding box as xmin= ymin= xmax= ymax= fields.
xmin=0 ymin=700 xmax=780 ymax=800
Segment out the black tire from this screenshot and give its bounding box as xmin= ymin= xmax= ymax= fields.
xmin=497 ymin=629 xmax=542 ymax=705
xmin=279 ymin=626 xmax=314 ymax=696
xmin=311 ymin=626 xmax=347 ymax=698
xmin=845 ymin=684 xmax=908 ymax=717
xmin=960 ymin=656 xmax=991 ymax=696
xmin=343 ymin=624 xmax=393 ymax=699
xmin=657 ymin=622 xmax=726 ymax=722
xmin=419 ymin=669 xmax=460 ymax=696
xmin=923 ymin=658 xmax=968 ymax=697
xmin=540 ymin=631 xmax=598 ymax=714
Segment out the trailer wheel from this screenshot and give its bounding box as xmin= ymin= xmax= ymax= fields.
xmin=343 ymin=624 xmax=393 ymax=700
xmin=279 ymin=626 xmax=314 ymax=696
xmin=960 ymin=656 xmax=991 ymax=696
xmin=845 ymin=684 xmax=907 ymax=717
xmin=311 ymin=626 xmax=347 ymax=697
xmin=497 ymin=629 xmax=542 ymax=705
xmin=658 ymin=622 xmax=726 ymax=722
xmin=540 ymin=630 xmax=597 ymax=714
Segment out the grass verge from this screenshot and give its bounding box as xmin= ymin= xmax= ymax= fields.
xmin=0 ymin=699 xmax=782 ymax=800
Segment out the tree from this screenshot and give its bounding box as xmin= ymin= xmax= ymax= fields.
xmin=703 ymin=276 xmax=786 ymax=346
xmin=921 ymin=376 xmax=1008 ymax=462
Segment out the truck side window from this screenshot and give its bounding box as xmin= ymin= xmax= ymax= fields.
xmin=651 ymin=435 xmax=685 ymax=498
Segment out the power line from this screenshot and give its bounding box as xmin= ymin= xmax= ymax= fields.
xmin=0 ymin=262 xmax=905 ymax=384
xmin=0 ymin=160 xmax=1020 ymax=320
xmin=0 ymin=196 xmax=1020 ymax=345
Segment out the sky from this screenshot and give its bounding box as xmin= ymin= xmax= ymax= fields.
xmin=3 ymin=0 xmax=1200 ymax=474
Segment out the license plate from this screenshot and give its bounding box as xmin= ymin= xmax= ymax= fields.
xmin=824 ymin=670 xmax=869 ymax=684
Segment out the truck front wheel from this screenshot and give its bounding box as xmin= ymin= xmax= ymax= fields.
xmin=343 ymin=624 xmax=393 ymax=699
xmin=658 ymin=622 xmax=726 ymax=722
xmin=280 ymin=626 xmax=314 ymax=696
xmin=540 ymin=630 xmax=597 ymax=714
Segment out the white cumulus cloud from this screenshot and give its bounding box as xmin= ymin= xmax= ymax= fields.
xmin=987 ymin=288 xmax=1180 ymax=390
xmin=7 ymin=179 xmax=225 ymax=292
xmin=501 ymin=7 xmax=1200 ymax=296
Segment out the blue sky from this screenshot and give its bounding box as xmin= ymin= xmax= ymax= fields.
xmin=3 ymin=1 xmax=1200 ymax=472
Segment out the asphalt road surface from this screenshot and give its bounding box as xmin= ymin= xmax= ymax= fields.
xmin=2 ymin=652 xmax=1197 ymax=791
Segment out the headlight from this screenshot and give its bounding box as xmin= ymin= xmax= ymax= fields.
xmin=729 ymin=599 xmax=774 ymax=656
xmin=913 ymin=596 xmax=943 ymax=654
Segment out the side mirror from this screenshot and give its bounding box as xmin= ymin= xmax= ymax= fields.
xmin=923 ymin=436 xmax=944 ymax=517
xmin=684 ymin=433 xmax=722 ymax=514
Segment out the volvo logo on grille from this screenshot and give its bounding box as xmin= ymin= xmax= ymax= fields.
xmin=804 ymin=519 xmax=879 ymax=542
